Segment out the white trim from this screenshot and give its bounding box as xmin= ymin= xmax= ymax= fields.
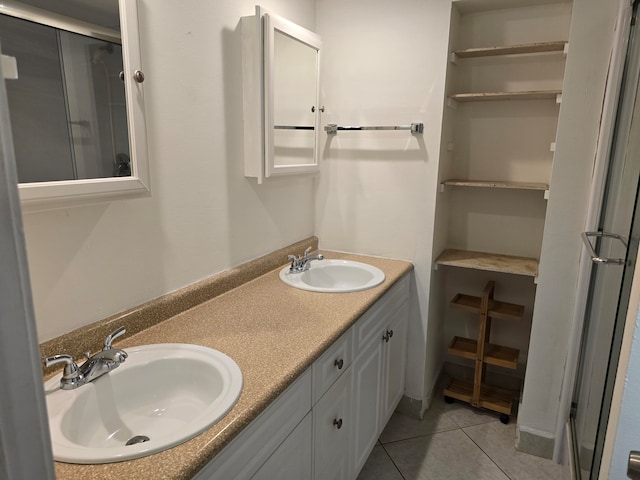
xmin=0 ymin=41 xmax=55 ymax=480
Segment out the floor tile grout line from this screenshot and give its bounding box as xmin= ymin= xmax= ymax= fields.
xmin=441 ymin=401 xmax=504 ymax=428
xmin=461 ymin=425 xmax=513 ymax=480
xmin=380 ymin=442 xmax=408 ymax=480
xmin=378 ymin=425 xmax=462 ymax=446
xmin=443 ymin=410 xmax=502 ymax=430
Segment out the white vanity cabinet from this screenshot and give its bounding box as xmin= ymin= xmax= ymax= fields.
xmin=194 ymin=369 xmax=313 ymax=480
xmin=195 ymin=274 xmax=410 ymax=480
xmin=351 ymin=278 xmax=410 ymax=477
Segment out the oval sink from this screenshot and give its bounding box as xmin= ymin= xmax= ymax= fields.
xmin=279 ymin=259 xmax=385 ymax=293
xmin=44 ymin=343 xmax=242 ymax=464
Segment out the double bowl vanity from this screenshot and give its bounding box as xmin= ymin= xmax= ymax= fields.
xmin=44 ymin=250 xmax=412 ymax=479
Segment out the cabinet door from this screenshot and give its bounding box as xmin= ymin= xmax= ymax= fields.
xmin=313 ymin=367 xmax=352 ymax=480
xmin=251 ymin=413 xmax=313 ymax=480
xmin=351 ymin=337 xmax=383 ymax=477
xmin=382 ymin=302 xmax=409 ymax=424
xmin=195 ymin=370 xmax=312 ymax=480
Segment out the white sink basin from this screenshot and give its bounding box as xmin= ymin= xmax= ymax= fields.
xmin=279 ymin=259 xmax=385 ymax=293
xmin=44 ymin=343 xmax=242 ymax=464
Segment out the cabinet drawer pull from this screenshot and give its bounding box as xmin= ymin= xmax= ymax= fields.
xmin=334 ymin=358 xmax=344 ymax=370
xmin=333 ymin=418 xmax=343 ymax=429
xmin=387 ymin=329 xmax=394 ymax=339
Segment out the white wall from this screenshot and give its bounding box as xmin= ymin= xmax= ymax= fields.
xmin=518 ymin=0 xmax=618 ymax=443
xmin=23 ymin=0 xmax=317 ymax=342
xmin=314 ymin=0 xmax=452 ymax=404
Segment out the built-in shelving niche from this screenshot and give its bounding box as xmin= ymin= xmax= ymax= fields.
xmin=432 ymin=0 xmax=573 ymax=417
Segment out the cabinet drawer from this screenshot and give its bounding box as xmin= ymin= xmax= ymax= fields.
xmin=312 ymin=329 xmax=352 ymax=404
xmin=353 ymin=275 xmax=410 ymax=352
xmin=194 ymin=369 xmax=312 ymax=480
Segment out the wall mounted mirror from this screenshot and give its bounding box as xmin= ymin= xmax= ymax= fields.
xmin=0 ymin=0 xmax=149 ymax=210
xmin=242 ymin=6 xmax=321 ymax=184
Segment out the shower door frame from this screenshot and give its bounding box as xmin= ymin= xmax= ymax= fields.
xmin=567 ymin=0 xmax=640 ymax=476
xmin=553 ymin=0 xmax=633 ymax=464
xmin=0 ymin=42 xmax=55 ymax=479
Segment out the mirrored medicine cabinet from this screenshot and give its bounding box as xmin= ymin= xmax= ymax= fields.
xmin=242 ymin=6 xmax=322 ymax=184
xmin=0 ymin=0 xmax=149 ymax=210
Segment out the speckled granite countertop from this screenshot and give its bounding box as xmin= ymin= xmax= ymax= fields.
xmin=52 ymin=250 xmax=413 ymax=479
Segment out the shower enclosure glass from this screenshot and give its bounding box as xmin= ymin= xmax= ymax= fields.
xmin=570 ymin=2 xmax=640 ymax=476
xmin=0 ymin=12 xmax=130 ymax=183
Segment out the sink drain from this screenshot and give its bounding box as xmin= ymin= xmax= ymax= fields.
xmin=125 ymin=435 xmax=150 ymax=446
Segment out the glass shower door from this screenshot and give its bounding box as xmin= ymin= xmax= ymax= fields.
xmin=571 ymin=4 xmax=640 ymax=477
xmin=0 ymin=10 xmax=129 ymax=183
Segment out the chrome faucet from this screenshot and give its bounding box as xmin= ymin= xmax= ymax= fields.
xmin=288 ymin=246 xmax=324 ymax=273
xmin=44 ymin=326 xmax=128 ymax=390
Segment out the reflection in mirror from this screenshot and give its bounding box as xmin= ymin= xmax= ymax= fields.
xmin=0 ymin=1 xmax=129 ymax=183
xmin=4 ymin=21 xmax=128 ymax=182
xmin=0 ymin=0 xmax=149 ymax=209
xmin=272 ymin=29 xmax=317 ymax=167
xmin=262 ymin=10 xmax=321 ymax=180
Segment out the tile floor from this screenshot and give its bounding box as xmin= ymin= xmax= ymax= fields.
xmin=357 ymin=388 xmax=570 ymax=480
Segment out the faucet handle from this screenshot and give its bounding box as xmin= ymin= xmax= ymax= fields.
xmin=44 ymin=354 xmax=80 ymax=380
xmin=103 ymin=326 xmax=126 ymax=351
xmin=303 ymin=246 xmax=312 ymax=258
xmin=288 ymin=254 xmax=300 ymax=269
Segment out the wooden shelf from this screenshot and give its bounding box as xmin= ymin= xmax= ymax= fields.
xmin=449 ymin=90 xmax=562 ymax=103
xmin=453 ymin=41 xmax=567 ymax=59
xmin=436 ymin=249 xmax=538 ymax=277
xmin=442 ymin=179 xmax=549 ymax=191
xmin=450 ymin=293 xmax=524 ymax=321
xmin=444 ymin=377 xmax=516 ymax=415
xmin=448 ymin=336 xmax=519 ymax=370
